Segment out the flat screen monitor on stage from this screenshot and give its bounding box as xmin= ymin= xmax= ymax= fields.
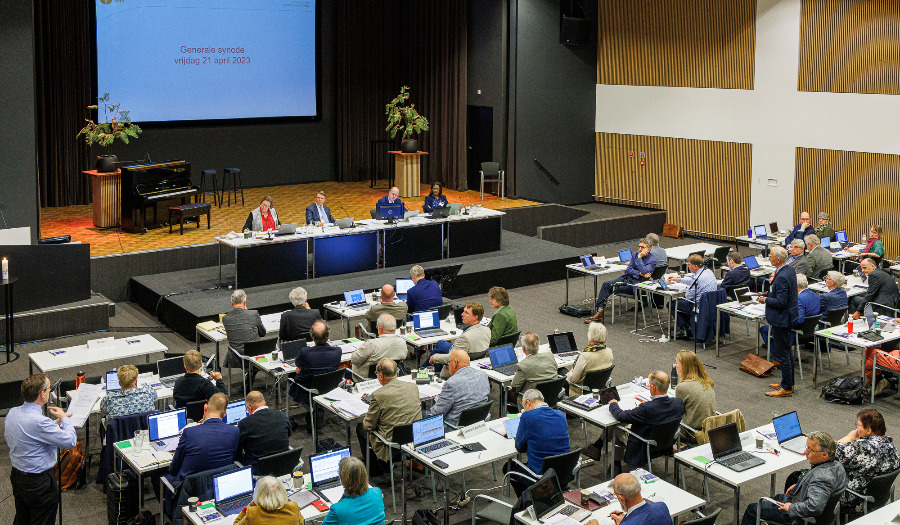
xmin=313 ymin=232 xmax=379 ymax=277
xmin=376 ymin=203 xmax=405 ymax=221
xmin=95 ymin=0 xmax=319 ymax=123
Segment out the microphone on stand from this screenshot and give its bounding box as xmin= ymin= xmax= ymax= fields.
xmin=459 ymin=195 xmax=468 ymax=215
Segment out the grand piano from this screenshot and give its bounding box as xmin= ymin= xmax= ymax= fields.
xmin=120 ymin=160 xmax=199 ymax=233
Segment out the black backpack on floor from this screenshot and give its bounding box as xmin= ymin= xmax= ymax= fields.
xmin=820 ymin=376 xmax=865 ymax=405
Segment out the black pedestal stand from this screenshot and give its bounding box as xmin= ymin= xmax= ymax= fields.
xmin=2 ymin=277 xmax=19 ymax=363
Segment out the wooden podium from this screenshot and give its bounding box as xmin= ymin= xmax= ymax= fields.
xmin=85 ymin=170 xmax=121 ymax=228
xmin=389 ymin=151 xmax=428 ymax=198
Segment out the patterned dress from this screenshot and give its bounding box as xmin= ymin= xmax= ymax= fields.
xmin=100 ymin=384 xmax=158 ymax=417
xmin=835 ymin=435 xmax=900 ymax=515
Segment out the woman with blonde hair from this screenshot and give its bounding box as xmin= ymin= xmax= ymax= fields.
xmin=674 ymin=350 xmax=716 ymax=443
xmin=233 ymin=476 xmax=301 ymax=524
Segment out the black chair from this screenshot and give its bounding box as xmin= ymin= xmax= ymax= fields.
xmin=358 ymin=359 xmax=407 ymax=382
xmin=288 ymin=368 xmax=346 ymax=443
xmin=479 ymin=161 xmax=505 ymax=200
xmin=505 ymin=450 xmax=583 ymax=493
xmin=533 ymin=377 xmax=567 ymax=408
xmin=818 ymin=308 xmax=848 ymax=368
xmin=787 ymin=314 xmax=821 ymax=380
xmin=0 ymin=380 xmax=22 ymax=415
xmin=468 ymin=349 xmax=488 ymax=361
xmin=708 ymin=246 xmax=731 ymax=271
xmin=572 ymin=366 xmax=615 ymax=394
xmin=368 ymin=319 xmax=404 ymax=334
xmin=455 ymin=400 xmax=493 ymax=428
xmin=683 ymin=507 xmax=721 ymax=525
xmin=221 ymin=167 xmax=244 ymax=207
xmin=846 ymin=467 xmax=900 ymax=516
xmin=620 ymin=417 xmax=682 ymax=476
xmin=367 ymin=422 xmax=423 ymax=513
xmin=199 ymin=169 xmax=219 ymax=206
xmin=185 ymin=400 xmax=205 ymax=422
xmin=233 ymin=338 xmax=278 ymax=397
xmin=254 ymin=447 xmax=304 ymax=478
xmin=495 ymin=331 xmax=521 ymax=347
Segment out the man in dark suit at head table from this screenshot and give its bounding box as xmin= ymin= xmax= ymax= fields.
xmin=222 ymin=289 xmax=267 ymax=392
xmin=279 ymin=286 xmax=322 ymax=343
xmin=305 ymin=190 xmax=335 ymax=226
xmin=376 ymin=186 xmax=407 ymax=212
xmin=236 ymin=391 xmax=291 ymax=465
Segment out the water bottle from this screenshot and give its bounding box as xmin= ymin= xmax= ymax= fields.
xmin=670 ymin=364 xmax=678 ymax=387
xmin=75 ymin=371 xmax=85 ymax=389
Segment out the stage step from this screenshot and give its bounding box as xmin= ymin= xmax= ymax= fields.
xmin=0 ymin=293 xmax=114 ymax=346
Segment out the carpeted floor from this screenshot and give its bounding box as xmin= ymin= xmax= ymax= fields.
xmin=39 ymin=181 xmax=539 ymax=256
xmin=0 ymin=235 xmax=893 ymax=524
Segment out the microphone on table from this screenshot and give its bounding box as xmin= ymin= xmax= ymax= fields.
xmin=458 ymin=195 xmax=468 ymax=215
xmin=340 ymin=207 xmax=356 ymax=229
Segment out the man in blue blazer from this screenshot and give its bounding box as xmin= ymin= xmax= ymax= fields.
xmin=760 ymin=247 xmax=799 ymax=397
xmin=784 ymin=212 xmax=815 ymax=247
xmin=507 ymin=389 xmax=569 ymax=495
xmin=406 ymin=264 xmax=443 ymax=313
xmin=760 ymin=273 xmax=820 ymax=347
xmin=376 ymin=187 xmax=407 ymax=211
xmin=606 ymin=473 xmax=671 ymax=525
xmin=819 ymin=271 xmax=848 ymax=314
xmin=290 ymin=320 xmax=341 ymax=404
xmin=609 ymin=370 xmax=684 ymax=469
xmin=721 ymin=252 xmax=751 ymax=290
xmin=305 ymin=191 xmax=335 ymax=226
xmin=165 ymin=393 xmax=239 ymax=484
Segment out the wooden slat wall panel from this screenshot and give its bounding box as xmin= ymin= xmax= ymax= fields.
xmin=594 ymin=133 xmax=751 ymax=239
xmin=795 ymin=147 xmax=900 ymax=259
xmin=597 ymin=0 xmax=756 ymax=89
xmin=799 ymin=0 xmax=900 ymax=94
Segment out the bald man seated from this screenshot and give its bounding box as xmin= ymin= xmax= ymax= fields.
xmin=427 ymin=350 xmax=490 ymax=427
xmin=237 ymin=391 xmax=292 ymax=465
xmin=364 ymin=284 xmax=408 ymax=324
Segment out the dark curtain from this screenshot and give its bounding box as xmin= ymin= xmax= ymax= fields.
xmin=34 ymin=0 xmax=94 ymax=207
xmin=336 ymin=0 xmax=467 ymax=189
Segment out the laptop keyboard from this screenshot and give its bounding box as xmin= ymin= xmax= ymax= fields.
xmin=558 ymin=505 xmax=581 ymax=516
xmin=556 ymin=351 xmax=579 ymax=359
xmin=782 ymin=437 xmax=807 ymax=454
xmin=719 ymin=451 xmax=755 ymax=467
xmin=160 ymin=377 xmax=177 ymax=388
xmin=416 ymin=328 xmax=448 ymax=338
xmin=492 ymin=364 xmax=518 ymax=376
xmin=217 ymin=495 xmax=252 ymax=515
xmin=419 ymin=439 xmax=453 ymax=453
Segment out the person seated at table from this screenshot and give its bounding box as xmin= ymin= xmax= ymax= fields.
xmin=786 ymin=239 xmax=810 ymax=277
xmin=232 ymin=475 xmax=302 ymax=525
xmin=850 ymin=257 xmax=900 ymax=320
xmin=815 ymin=212 xmax=835 ymax=240
xmin=242 ymin=196 xmax=279 ymax=233
xmin=289 ymin=320 xmax=342 ymax=406
xmin=357 ymin=359 xmax=421 ymax=476
xmin=173 ymin=350 xmax=226 ymax=408
xmin=674 ymin=350 xmax=715 ymax=444
xmin=488 ymin=286 xmax=518 ymax=345
xmin=406 ymin=264 xmax=443 ymax=313
xmin=645 ymin=233 xmax=668 ymax=268
xmin=509 ymin=333 xmax=558 ymax=412
xmin=566 ymin=322 xmax=613 ymax=396
xmin=305 ymin=190 xmax=334 ymax=226
xmin=429 ymin=302 xmax=490 ymax=378
xmin=237 ymin=391 xmax=292 ymax=466
xmin=804 ymin=234 xmax=833 ymax=281
xmin=321 ymin=457 xmax=385 ymax=525
xmin=504 ymin=389 xmax=570 ymax=496
xmin=721 ymin=251 xmax=751 ymax=291
xmin=351 ymin=314 xmax=407 ymax=379
xmin=606 ymin=473 xmax=671 ymax=525
xmin=222 ymin=289 xmax=267 ymax=393
xmin=423 ymin=181 xmax=449 ymax=213
xmin=587 ymin=238 xmax=656 ymax=323
xmin=784 ymin=211 xmax=814 ymax=247
xmin=279 ymin=286 xmax=322 ymax=343
xmin=760 ymin=274 xmax=820 ymax=349
xmin=376 ymin=186 xmax=407 ymax=212
xmin=835 ymin=408 xmax=900 ymax=517
xmin=365 ymin=284 xmax=408 ymax=324
xmin=427 ymin=350 xmax=490 ymax=427
xmin=669 ymin=254 xmax=718 ymax=339
xmin=100 ymin=364 xmax=158 ymax=417
xmin=165 ymin=393 xmax=240 ymax=486
xmin=740 ymin=431 xmax=847 ymax=525
xmin=819 ymin=271 xmax=848 ymax=314
xmin=847 ymin=224 xmax=885 ymax=262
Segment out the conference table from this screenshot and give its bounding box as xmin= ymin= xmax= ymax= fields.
xmin=562 ymin=257 xmax=626 ymax=313
xmin=815 ymin=317 xmax=900 ymax=393
xmin=28 ymin=334 xmax=167 ymax=376
xmin=215 ymin=208 xmax=504 ymax=288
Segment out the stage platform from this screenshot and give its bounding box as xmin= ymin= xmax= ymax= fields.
xmin=130 ymin=230 xmax=586 ymax=340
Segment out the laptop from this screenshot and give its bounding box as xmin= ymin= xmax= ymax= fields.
xmin=835 ymin=230 xmax=848 ymax=247
xmin=157 ymin=356 xmax=186 ymax=388
xmin=412 ymin=415 xmax=461 ymax=459
xmin=708 ymin=423 xmax=765 ymax=472
xmin=821 ymin=236 xmax=832 ymax=249
xmin=412 ymin=310 xmax=448 ymax=338
xmin=431 ymin=206 xmax=451 ymax=218
xmin=617 ymin=249 xmax=633 ymax=263
xmin=105 ymin=370 xmax=121 ymax=392
xmin=599 ymin=386 xmax=620 ymax=405
xmin=213 ymin=467 xmax=254 ymax=516
xmin=579 ymin=255 xmax=603 ymax=271
xmin=335 ymin=218 xmax=354 ymax=229
xmin=149 ymin=408 xmax=188 ymax=452
xmin=281 ymin=341 xmax=304 ymax=366
xmin=529 ymin=474 xmax=591 ymax=523
xmin=343 ymin=289 xmax=368 ymax=309
xmin=275 ymin=223 xmax=297 ymax=236
xmin=395 ymin=278 xmax=414 ymax=301
xmin=547 ymin=332 xmax=579 ymax=359
xmin=753 ymin=225 xmax=769 ymax=239
xmin=487 ymin=344 xmax=519 ymax=376
xmin=225 ymin=400 xmax=248 ymax=425
xmin=657 ymin=278 xmax=669 ymax=291
xmin=772 ymin=411 xmax=808 ymax=455
xmin=743 ymin=255 xmax=760 ymax=270
xmin=449 ymin=203 xmax=463 ymax=215
xmin=403 ymin=210 xmax=419 ymax=220
xmin=732 ymin=286 xmax=754 ymax=304
xmin=309 ymin=448 xmax=352 ymax=501
xmin=769 ymin=222 xmax=779 ymax=235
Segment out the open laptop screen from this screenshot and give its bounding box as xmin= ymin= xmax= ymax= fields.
xmin=213 ymin=466 xmax=253 ymax=503
xmin=617 ymin=249 xmax=633 ymax=262
xmin=529 ymin=475 xmax=566 ymax=519
xmin=309 ymin=448 xmax=351 ymax=486
xmin=343 ymin=289 xmax=366 ymax=305
xmin=773 ymin=412 xmax=803 ymax=442
xmin=754 ymin=225 xmax=768 ymax=238
xmin=225 ymin=401 xmax=248 ymax=425
xmin=148 ymin=409 xmax=187 ymax=441
xmin=835 ymin=230 xmax=847 ymax=243
xmin=157 ymin=356 xmax=184 ymax=379
xmin=413 ymin=310 xmax=440 ymax=330
xmin=488 ymin=344 xmax=517 ymax=367
xmin=579 ymin=255 xmax=593 ymax=267
xmin=821 ymin=236 xmax=831 ymax=248
xmin=395 ymin=278 xmax=414 ymax=297
xmin=105 ymin=370 xmax=121 ymax=391
xmin=547 ymin=332 xmax=577 ymax=354
xmin=743 ymin=255 xmax=760 ymax=270
xmin=708 ymin=423 xmax=743 ymax=459
xmin=412 ymin=415 xmax=445 ymax=447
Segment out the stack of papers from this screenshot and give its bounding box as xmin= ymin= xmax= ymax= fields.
xmin=417 ymin=384 xmax=442 ymax=399
xmin=355 ymin=379 xmax=381 ymax=396
xmin=68 ymin=383 xmax=103 ymax=428
xmin=321 ymin=387 xmax=357 ymax=402
xmin=333 ymin=397 xmax=369 ymax=417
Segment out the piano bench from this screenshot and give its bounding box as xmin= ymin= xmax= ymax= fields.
xmin=168 ymin=202 xmax=212 ymax=235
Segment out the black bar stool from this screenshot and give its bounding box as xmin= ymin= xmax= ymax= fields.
xmin=199 ymin=169 xmax=220 ymax=207
xmin=221 ymin=168 xmax=244 ymax=207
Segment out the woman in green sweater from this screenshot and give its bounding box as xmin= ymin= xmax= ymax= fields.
xmin=674 ymin=350 xmax=716 ymax=443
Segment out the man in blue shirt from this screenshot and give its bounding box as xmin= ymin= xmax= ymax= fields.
xmin=669 ymin=254 xmax=718 ymax=338
xmin=406 ymin=264 xmax=443 ymax=313
xmin=588 ymin=239 xmax=657 ymax=322
xmin=305 ymin=190 xmax=335 ymax=226
xmin=506 ymin=389 xmax=570 ymax=495
xmin=4 ymin=373 xmax=77 ymax=525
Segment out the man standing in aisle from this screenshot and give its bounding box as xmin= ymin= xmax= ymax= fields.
xmin=760 ymin=246 xmax=799 ymax=397
xmin=5 ymin=373 xmax=77 ymax=525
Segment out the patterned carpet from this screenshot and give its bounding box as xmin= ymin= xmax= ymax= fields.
xmin=40 ymin=181 xmax=539 ymax=256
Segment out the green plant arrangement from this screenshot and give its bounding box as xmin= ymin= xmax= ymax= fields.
xmin=76 ymin=93 xmax=142 ymax=169
xmin=385 ymin=86 xmax=429 ymax=139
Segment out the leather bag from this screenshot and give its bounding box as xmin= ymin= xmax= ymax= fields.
xmin=662 ymin=223 xmax=683 ymax=239
xmin=739 ymin=353 xmax=774 ymax=377
xmin=56 ymin=441 xmax=85 ymax=491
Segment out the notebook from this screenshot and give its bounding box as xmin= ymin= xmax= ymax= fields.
xmin=488 ymin=344 xmax=518 ymax=376
xmin=412 ymin=415 xmax=460 ymax=459
xmin=335 ymin=218 xmax=354 ymax=229
xmin=732 ymin=286 xmax=753 ymax=304
xmin=225 ymin=400 xmax=248 ymax=425
xmin=412 ymin=310 xmax=447 ymax=338
xmin=754 ymin=225 xmax=769 ymax=239
xmin=105 ymin=370 xmax=121 ymax=392
xmin=772 ymin=411 xmax=807 ymax=455
xmin=430 ymin=206 xmax=451 ymax=218
xmin=213 ymin=467 xmax=254 ymax=516
xmin=835 ymin=230 xmax=848 ymax=245
xmin=343 ymin=289 xmax=367 ymax=308
xmin=821 ymin=236 xmax=832 ymax=249
xmin=708 ymin=423 xmax=764 ymax=472
xmin=617 ymin=249 xmax=633 ymax=263
xmin=149 ymin=408 xmax=187 ymax=452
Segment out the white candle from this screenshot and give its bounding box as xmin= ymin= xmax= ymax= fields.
xmin=1 ymin=258 xmax=7 ymax=280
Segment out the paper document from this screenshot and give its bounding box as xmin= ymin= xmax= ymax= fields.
xmin=261 ymin=312 xmax=282 ymax=325
xmin=197 ymin=320 xmax=221 ymax=331
xmin=320 ymin=485 xmax=345 ymax=504
xmin=743 ymin=304 xmax=766 ymax=315
xmin=417 ymin=384 xmax=442 ymax=399
xmin=543 ymin=515 xmax=582 ymax=525
xmin=67 ymin=383 xmax=103 ymax=428
xmin=338 ymin=342 xmax=363 ymax=355
xmin=333 ymin=397 xmax=369 ymax=417
xmin=321 ymin=387 xmax=357 ymax=402
xmin=355 ymin=379 xmax=381 ymax=396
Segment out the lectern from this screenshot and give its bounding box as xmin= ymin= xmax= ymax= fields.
xmin=388 ymin=151 xmax=428 ymax=198
xmin=85 ymin=170 xmax=121 ymax=228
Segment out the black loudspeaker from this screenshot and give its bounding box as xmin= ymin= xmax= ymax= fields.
xmin=560 ymin=16 xmax=591 ymax=46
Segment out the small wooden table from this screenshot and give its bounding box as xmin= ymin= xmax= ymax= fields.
xmin=85 ymin=170 xmax=121 ymax=228
xmin=388 ymin=151 xmax=428 ymax=198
